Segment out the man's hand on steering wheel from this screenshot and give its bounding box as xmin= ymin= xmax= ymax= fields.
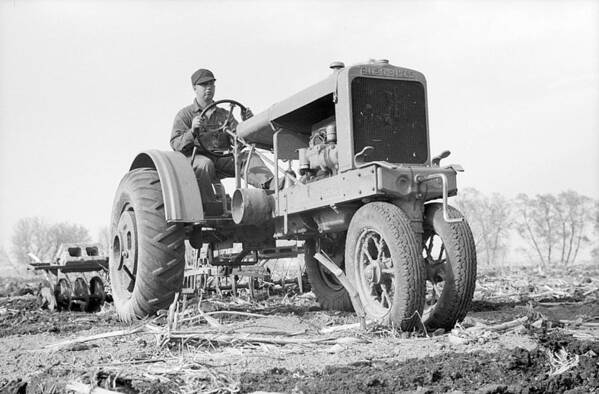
xmin=195 ymin=99 xmax=248 ymax=157
xmin=191 ymin=116 xmax=208 ymax=137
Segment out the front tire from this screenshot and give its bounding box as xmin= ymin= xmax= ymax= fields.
xmin=422 ymin=203 xmax=477 ymax=330
xmin=346 ymin=202 xmax=425 ymax=331
xmin=109 ymin=168 xmax=186 ymax=321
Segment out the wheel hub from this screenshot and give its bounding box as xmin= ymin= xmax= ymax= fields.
xmin=364 ymin=261 xmax=383 ymax=285
xmin=355 ymin=230 xmax=394 ymax=314
xmin=114 ymin=210 xmax=138 ymax=293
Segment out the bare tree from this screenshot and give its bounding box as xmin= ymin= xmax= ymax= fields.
xmin=516 ymin=194 xmax=558 ymax=268
xmin=455 ymin=188 xmax=512 ymax=266
xmin=11 ymin=217 xmax=91 ymax=265
xmin=515 ymin=192 xmax=593 ymax=268
xmin=550 ymin=191 xmax=592 ymax=265
xmin=11 ymin=217 xmax=53 ymax=265
xmin=485 ymin=193 xmax=512 ymax=266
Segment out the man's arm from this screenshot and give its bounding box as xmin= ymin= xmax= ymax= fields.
xmin=170 ymin=109 xmax=196 ymax=153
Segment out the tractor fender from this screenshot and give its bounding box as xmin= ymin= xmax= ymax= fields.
xmin=130 ymin=150 xmax=204 ymax=222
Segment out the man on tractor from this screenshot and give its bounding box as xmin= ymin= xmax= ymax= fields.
xmin=170 ymin=68 xmax=275 ymax=204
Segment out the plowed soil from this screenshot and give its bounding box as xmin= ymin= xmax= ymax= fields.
xmin=240 ymin=335 xmax=599 ymax=393
xmin=0 ymin=265 xmax=598 ymax=393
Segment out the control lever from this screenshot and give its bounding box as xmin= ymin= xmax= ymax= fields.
xmin=431 ymin=150 xmax=451 ymax=166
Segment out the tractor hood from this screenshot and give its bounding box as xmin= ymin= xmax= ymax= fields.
xmin=236 ymin=60 xmax=426 ymax=149
xmin=236 ymin=73 xmax=337 ymax=147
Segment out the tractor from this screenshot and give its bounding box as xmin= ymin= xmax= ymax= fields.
xmin=109 ymin=59 xmax=477 ymax=330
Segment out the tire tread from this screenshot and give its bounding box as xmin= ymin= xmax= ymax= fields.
xmin=423 ymin=203 xmax=477 ymax=329
xmin=110 ymin=169 xmax=185 ymax=321
xmin=346 ymin=202 xmax=425 ymax=331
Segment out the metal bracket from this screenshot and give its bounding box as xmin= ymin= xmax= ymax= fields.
xmin=354 ymin=146 xmax=398 ymax=170
xmin=313 ymin=251 xmax=367 ymax=329
xmin=417 ymin=173 xmax=463 ymax=223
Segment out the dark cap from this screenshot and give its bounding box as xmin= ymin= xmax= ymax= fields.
xmin=191 ymin=68 xmax=216 ymax=85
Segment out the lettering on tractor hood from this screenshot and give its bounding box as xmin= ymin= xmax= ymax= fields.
xmin=360 ymin=66 xmax=416 ymax=79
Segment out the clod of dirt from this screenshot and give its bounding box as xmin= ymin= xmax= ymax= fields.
xmin=0 ymin=379 xmax=27 ymax=394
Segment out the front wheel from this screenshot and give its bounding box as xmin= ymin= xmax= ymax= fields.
xmin=109 ymin=168 xmax=186 ymax=321
xmin=422 ymin=203 xmax=477 ymax=330
xmin=346 ymin=202 xmax=425 ymax=331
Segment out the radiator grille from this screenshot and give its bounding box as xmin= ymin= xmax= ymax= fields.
xmin=351 ymin=77 xmax=428 ymax=164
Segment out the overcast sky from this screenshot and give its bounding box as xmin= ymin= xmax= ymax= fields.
xmin=0 ymin=0 xmax=598 ymax=250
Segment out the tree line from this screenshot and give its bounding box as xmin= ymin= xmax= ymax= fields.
xmin=6 ymin=189 xmax=599 ymax=269
xmin=455 ymin=189 xmax=598 ymax=269
xmin=9 ymin=217 xmax=109 ymax=265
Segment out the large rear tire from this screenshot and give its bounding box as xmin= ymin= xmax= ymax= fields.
xmin=422 ymin=203 xmax=477 ymax=330
xmin=346 ymin=202 xmax=425 ymax=331
xmin=304 ymin=235 xmax=353 ymax=311
xmin=109 ymin=168 xmax=186 ymax=322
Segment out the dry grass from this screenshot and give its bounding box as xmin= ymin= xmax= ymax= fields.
xmin=547 ymin=348 xmax=580 ymax=376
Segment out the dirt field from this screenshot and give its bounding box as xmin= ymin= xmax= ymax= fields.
xmin=1 ymin=264 xmax=598 ymax=393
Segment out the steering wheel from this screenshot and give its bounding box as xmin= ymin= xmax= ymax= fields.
xmin=193 ymin=99 xmax=247 ymax=157
xmin=198 ymin=99 xmax=247 ymax=133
